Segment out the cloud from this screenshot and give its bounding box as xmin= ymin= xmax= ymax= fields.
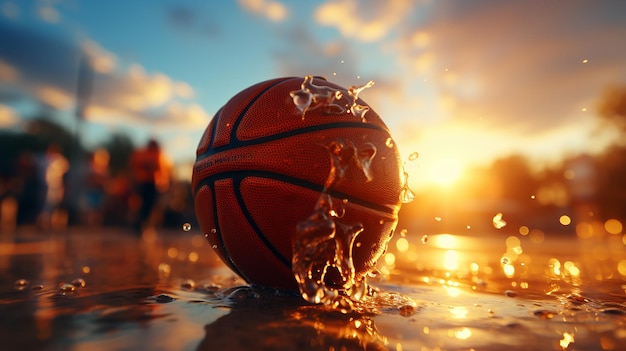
xmin=0 ymin=21 xmax=211 ymax=133
xmin=273 ymin=25 xmax=357 ymax=80
xmin=238 ymin=0 xmax=288 ymax=22
xmin=37 ymin=4 xmax=60 ymax=23
xmin=301 ymin=0 xmax=626 ymax=183
xmin=0 ymin=103 xmax=18 ymax=127
xmin=314 ymin=0 xmax=415 ymax=42
xmin=0 ymin=59 xmax=19 ymax=82
xmin=390 ymin=0 xmax=626 ymax=132
xmin=165 ymin=4 xmax=220 ymax=37
xmin=80 ymin=39 xmax=117 ymax=74
xmin=0 ymin=1 xmax=19 ymax=19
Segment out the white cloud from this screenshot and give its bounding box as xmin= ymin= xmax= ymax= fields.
xmin=0 ymin=59 xmax=19 ymax=82
xmin=0 ymin=1 xmax=19 ymax=19
xmin=81 ymin=39 xmax=117 ymax=74
xmin=0 ymin=103 xmax=18 ymax=127
xmin=238 ymin=0 xmax=288 ymax=22
xmin=37 ymin=5 xmax=60 ymax=23
xmin=314 ymin=0 xmax=414 ymax=42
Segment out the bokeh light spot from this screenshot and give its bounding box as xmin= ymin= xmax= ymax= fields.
xmin=605 ymin=219 xmax=623 ymax=234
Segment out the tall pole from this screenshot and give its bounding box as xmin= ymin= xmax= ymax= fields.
xmin=65 ymin=54 xmax=93 ymax=225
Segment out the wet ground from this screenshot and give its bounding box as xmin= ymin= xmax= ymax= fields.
xmin=1 ymin=225 xmax=625 ymax=351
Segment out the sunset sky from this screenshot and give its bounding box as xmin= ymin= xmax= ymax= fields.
xmin=1 ymin=0 xmax=625 ymax=189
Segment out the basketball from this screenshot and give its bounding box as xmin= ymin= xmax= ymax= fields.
xmin=192 ymin=76 xmax=403 ymax=291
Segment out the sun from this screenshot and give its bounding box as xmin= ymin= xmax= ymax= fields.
xmin=428 ymin=158 xmax=463 ymax=186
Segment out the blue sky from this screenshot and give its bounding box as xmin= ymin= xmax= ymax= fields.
xmin=1 ymin=0 xmax=626 ymax=187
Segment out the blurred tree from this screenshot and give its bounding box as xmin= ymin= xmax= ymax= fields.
xmin=595 ymin=84 xmax=626 ymax=221
xmin=0 ymin=114 xmax=79 ymax=178
xmin=487 ymin=155 xmax=538 ymax=203
xmin=594 ymin=145 xmax=626 ymax=221
xmin=102 ymin=133 xmax=135 ymax=176
xmin=598 ymin=85 xmax=626 ymax=132
xmin=24 ymin=117 xmax=77 ymax=156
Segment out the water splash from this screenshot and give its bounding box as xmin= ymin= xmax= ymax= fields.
xmin=290 ymin=75 xmax=375 ymax=122
xmin=71 ymin=278 xmax=86 ymax=288
xmin=492 ymin=212 xmax=507 ymax=229
xmin=292 ymin=139 xmax=381 ymax=311
xmin=347 ymin=80 xmax=374 ymax=121
xmin=399 ymin=171 xmax=415 ymax=204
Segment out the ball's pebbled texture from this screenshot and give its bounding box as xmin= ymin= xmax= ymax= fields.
xmin=192 ymin=77 xmax=403 ymax=290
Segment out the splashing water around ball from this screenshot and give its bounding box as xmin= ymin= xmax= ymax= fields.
xmin=192 ymin=76 xmax=411 ymax=309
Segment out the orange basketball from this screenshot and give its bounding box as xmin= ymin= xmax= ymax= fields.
xmin=192 ymin=77 xmax=403 ymax=290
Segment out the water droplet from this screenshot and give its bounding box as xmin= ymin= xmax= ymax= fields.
xmin=355 ymin=242 xmax=362 ymax=247
xmin=153 ymin=294 xmax=176 ymax=303
xmin=181 ymin=279 xmax=195 ymax=290
xmin=227 ymin=286 xmax=260 ymax=301
xmin=400 ymin=229 xmax=407 ymax=237
xmin=212 ymin=244 xmax=217 ymax=249
xmin=492 ymin=212 xmax=507 ymax=229
xmin=421 ymin=235 xmax=429 ymax=244
xmin=367 ymin=269 xmax=381 ymax=278
xmin=182 ymin=222 xmax=192 ymax=231
xmin=435 ymin=217 xmax=442 ymax=222
xmin=71 ymin=278 xmax=86 ymax=288
xmin=399 ymin=171 xmax=415 ymax=203
xmin=500 ymin=256 xmax=510 ymax=265
xmin=201 ymin=283 xmax=221 ymax=293
xmin=385 ymin=138 xmax=394 ymax=148
xmin=600 ymin=307 xmax=626 ymax=315
xmin=533 ymin=310 xmax=555 ymax=319
xmin=14 ymin=279 xmax=29 ymax=291
xmin=290 ymin=88 xmax=313 ymax=115
xmin=408 ymin=152 xmax=419 ymax=161
xmin=210 ymin=228 xmax=217 ymax=234
xmin=504 ymin=290 xmax=517 ymax=297
xmin=31 ymin=285 xmax=44 ymax=291
xmin=398 ymin=304 xmax=416 ymax=317
xmin=58 ymin=283 xmax=76 ymax=295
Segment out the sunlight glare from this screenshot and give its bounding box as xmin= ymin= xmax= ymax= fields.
xmin=560 ymin=332 xmax=574 ymax=350
xmin=454 ymin=327 xmax=472 ymax=340
xmin=429 ymin=158 xmax=463 ymax=186
xmin=443 ymin=250 xmax=459 ymax=271
xmin=433 ymin=234 xmax=457 ymax=249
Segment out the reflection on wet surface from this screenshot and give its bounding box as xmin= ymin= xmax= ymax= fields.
xmin=1 ymin=226 xmax=625 ymax=350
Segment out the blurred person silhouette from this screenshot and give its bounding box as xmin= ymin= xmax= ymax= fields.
xmin=37 ymin=144 xmax=69 ymax=230
xmin=79 ymin=149 xmax=110 ymax=226
xmin=129 ymin=138 xmax=172 ymax=233
xmin=14 ymin=151 xmax=46 ymax=226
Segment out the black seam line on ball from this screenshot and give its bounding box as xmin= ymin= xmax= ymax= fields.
xmin=208 ymin=182 xmax=250 ymax=282
xmin=204 ymin=78 xmax=290 ymax=155
xmin=194 ymin=170 xmax=398 ymax=216
xmin=197 ymin=121 xmax=389 ymax=160
xmin=205 ymin=107 xmax=222 ymax=153
xmin=229 ymin=78 xmax=292 ymax=147
xmin=232 ymin=175 xmax=292 ymax=269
